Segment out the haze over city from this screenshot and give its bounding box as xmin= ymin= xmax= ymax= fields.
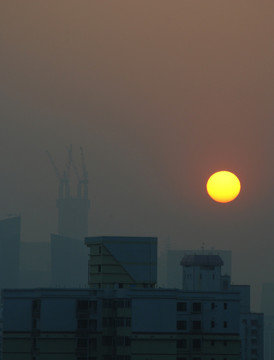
xmin=1 ymin=1 xmax=274 ymax=311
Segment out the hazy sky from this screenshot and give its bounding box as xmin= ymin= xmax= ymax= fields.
xmin=1 ymin=1 xmax=274 ymax=309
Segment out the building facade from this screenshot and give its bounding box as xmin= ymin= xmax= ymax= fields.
xmin=2 ymin=287 xmax=241 ymax=360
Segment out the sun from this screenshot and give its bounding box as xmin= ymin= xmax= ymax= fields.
xmin=206 ymin=171 xmax=241 ymax=203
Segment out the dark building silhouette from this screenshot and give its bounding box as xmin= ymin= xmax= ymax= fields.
xmin=0 ymin=215 xmax=20 ymax=289
xmin=19 ymin=241 xmax=51 ymax=288
xmin=50 ymin=234 xmax=88 ymax=287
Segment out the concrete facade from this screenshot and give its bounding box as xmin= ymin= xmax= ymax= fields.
xmin=2 ymin=287 xmax=241 ymax=360
xmin=164 ymin=249 xmax=232 ymax=289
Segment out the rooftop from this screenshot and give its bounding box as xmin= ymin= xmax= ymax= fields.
xmin=180 ymin=254 xmax=224 ymax=267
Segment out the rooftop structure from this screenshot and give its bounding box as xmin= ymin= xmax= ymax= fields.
xmin=163 ymin=249 xmax=232 ymax=289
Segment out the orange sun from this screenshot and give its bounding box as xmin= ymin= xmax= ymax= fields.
xmin=206 ymin=171 xmax=241 ymax=203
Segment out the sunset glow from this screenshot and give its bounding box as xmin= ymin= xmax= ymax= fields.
xmin=206 ymin=171 xmax=241 ymax=203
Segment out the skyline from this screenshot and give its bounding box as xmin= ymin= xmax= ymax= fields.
xmin=1 ymin=1 xmax=274 ymax=311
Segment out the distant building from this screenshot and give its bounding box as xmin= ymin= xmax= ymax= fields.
xmin=0 ymin=215 xmax=21 ymax=289
xmin=19 ymin=241 xmax=51 ymax=288
xmin=261 ymin=283 xmax=274 ymax=360
xmin=50 ymin=234 xmax=88 ymax=287
xmin=164 ymin=248 xmax=232 ymax=289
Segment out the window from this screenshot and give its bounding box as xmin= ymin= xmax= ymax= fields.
xmin=115 ymin=336 xmax=131 ymax=346
xmin=224 ymin=302 xmax=227 ymax=310
xmin=176 ymin=339 xmax=187 ymax=348
xmin=192 ymin=321 xmax=201 ymax=330
xmin=89 ymin=301 xmax=97 ymax=314
xmin=177 ymin=302 xmax=187 ymax=312
xmin=211 ymin=321 xmax=215 ymax=328
xmin=115 ymin=318 xmax=124 ymax=327
xmin=119 ymin=283 xmax=123 ymax=288
xmin=103 ymin=318 xmax=113 ymax=327
xmin=192 ymin=302 xmax=201 ymax=313
xmin=32 ymin=319 xmax=37 ymax=329
xmin=102 ymin=336 xmax=112 ymax=346
xmin=211 ymin=302 xmax=215 ymax=310
xmin=125 ymin=336 xmax=131 ymax=346
xmin=115 ymin=299 xmax=131 ymax=308
xmin=251 ymin=320 xmax=258 ymax=326
xmin=177 ymin=320 xmax=187 ymax=330
xmin=116 ymin=336 xmax=124 ymax=346
xmin=124 ymin=300 xmax=131 ymax=308
xmin=77 ymin=300 xmax=89 ymax=310
xmin=192 ymin=339 xmax=201 ymax=350
xmin=224 ymin=340 xmax=227 ymax=346
xmin=89 ymin=319 xmax=97 ymax=331
xmin=77 ymin=338 xmax=88 ymax=348
xmin=126 ymin=318 xmax=131 ymax=327
xmin=211 ymin=340 xmax=215 ymax=346
xmin=103 ymin=299 xmax=113 ymax=308
xmin=98 ymin=264 xmax=101 ymax=272
xmin=224 ymin=321 xmax=228 ymax=328
xmin=99 ymin=246 xmax=101 ymax=254
xmin=78 ymin=320 xmax=88 ymax=329
xmin=89 ymin=338 xmax=97 ymax=351
xmin=32 ymin=299 xmax=41 ymax=314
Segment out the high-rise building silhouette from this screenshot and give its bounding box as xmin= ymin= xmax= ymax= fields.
xmin=47 ymin=146 xmax=90 ymax=287
xmin=47 ymin=146 xmax=90 ymax=240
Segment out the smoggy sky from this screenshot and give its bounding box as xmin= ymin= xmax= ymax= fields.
xmin=1 ymin=1 xmax=274 ymax=309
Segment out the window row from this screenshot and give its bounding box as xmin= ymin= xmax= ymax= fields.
xmin=177 ymin=358 xmax=228 ymax=360
xmin=177 ymin=320 xmax=228 ymax=330
xmin=177 ymin=302 xmax=228 ymax=312
xmin=102 ymin=336 xmax=131 ymax=346
xmin=177 ymin=339 xmax=229 ymax=349
xmin=102 ymin=356 xmax=130 ymax=360
xmin=103 ymin=317 xmax=131 ymax=328
xmin=77 ymin=319 xmax=97 ymax=331
xmin=76 ymin=300 xmax=97 ymax=313
xmin=103 ymin=299 xmax=131 ymax=309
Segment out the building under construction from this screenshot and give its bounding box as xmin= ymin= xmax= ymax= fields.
xmin=47 ymin=145 xmax=90 ymax=240
xmin=47 ymin=146 xmax=90 ymax=287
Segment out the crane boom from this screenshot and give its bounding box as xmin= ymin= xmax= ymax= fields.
xmin=46 ymin=150 xmax=61 ymax=180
